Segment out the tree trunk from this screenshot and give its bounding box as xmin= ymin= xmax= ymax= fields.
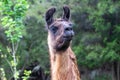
xmin=117 ymin=62 xmax=120 ymax=80
xmin=112 ymin=62 xmax=115 ymax=80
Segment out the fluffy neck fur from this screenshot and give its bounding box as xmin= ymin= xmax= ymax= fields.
xmin=48 ymin=34 xmax=80 ymax=80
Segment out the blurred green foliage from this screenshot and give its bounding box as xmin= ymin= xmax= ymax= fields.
xmin=0 ymin=0 xmax=120 ymax=79
xmin=0 ymin=0 xmax=29 ymax=79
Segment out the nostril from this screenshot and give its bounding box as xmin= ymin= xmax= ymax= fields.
xmin=65 ymin=27 xmax=69 ymax=31
xmin=65 ymin=27 xmax=72 ymax=31
xmin=70 ymin=28 xmax=73 ymax=30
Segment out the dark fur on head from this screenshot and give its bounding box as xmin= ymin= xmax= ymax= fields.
xmin=45 ymin=6 xmax=74 ymax=51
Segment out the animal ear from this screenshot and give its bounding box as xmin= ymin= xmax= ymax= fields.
xmin=62 ymin=6 xmax=70 ymax=21
xmin=45 ymin=7 xmax=56 ymax=26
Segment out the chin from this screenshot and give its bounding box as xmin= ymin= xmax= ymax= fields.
xmin=55 ymin=38 xmax=71 ymax=51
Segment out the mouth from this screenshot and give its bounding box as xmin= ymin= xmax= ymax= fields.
xmin=55 ymin=36 xmax=72 ymax=51
xmin=63 ymin=36 xmax=73 ymax=41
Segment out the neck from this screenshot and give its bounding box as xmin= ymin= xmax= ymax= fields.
xmin=49 ymin=46 xmax=80 ymax=80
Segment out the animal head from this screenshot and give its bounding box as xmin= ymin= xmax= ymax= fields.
xmin=45 ymin=6 xmax=74 ymax=51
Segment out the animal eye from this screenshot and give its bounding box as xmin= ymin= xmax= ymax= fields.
xmin=50 ymin=26 xmax=58 ymax=34
xmin=69 ymin=23 xmax=74 ymax=27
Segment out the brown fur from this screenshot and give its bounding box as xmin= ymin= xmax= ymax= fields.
xmin=45 ymin=6 xmax=80 ymax=80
